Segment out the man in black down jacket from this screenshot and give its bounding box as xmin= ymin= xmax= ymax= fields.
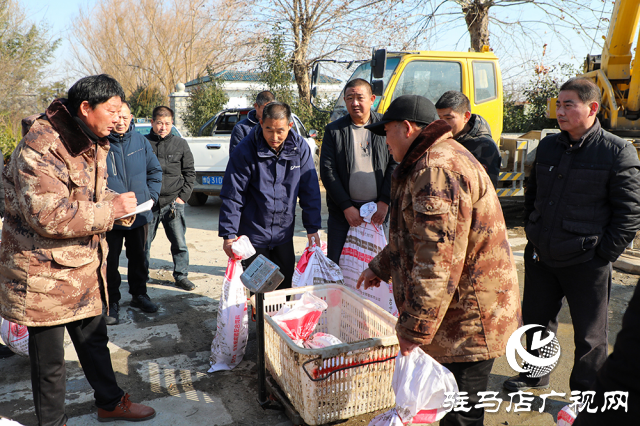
xmin=320 ymin=78 xmax=397 ymax=263
xmin=435 ymin=91 xmax=501 ymax=187
xmin=145 ymin=106 xmax=196 ymax=291
xmin=229 ymin=91 xmax=275 ymax=155
xmin=504 ymin=78 xmax=640 ymax=394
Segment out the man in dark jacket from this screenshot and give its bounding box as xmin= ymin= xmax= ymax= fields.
xmin=229 ymin=91 xmax=275 ymax=155
xmin=504 ymin=78 xmax=640 ymax=393
xmin=219 ymin=102 xmax=321 ymax=289
xmin=436 ymin=90 xmax=501 ymax=187
xmin=320 ymin=78 xmax=397 ymax=263
xmin=105 ymin=102 xmax=163 ymax=325
xmin=145 ymin=106 xmax=196 ymax=291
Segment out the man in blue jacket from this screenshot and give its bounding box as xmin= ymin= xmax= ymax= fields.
xmin=105 ymin=102 xmax=163 ymax=325
xmin=219 ymin=102 xmax=321 ymax=289
xmin=229 ymin=91 xmax=275 ymax=155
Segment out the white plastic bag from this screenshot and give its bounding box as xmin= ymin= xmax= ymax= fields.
xmin=208 ymin=236 xmax=255 ymax=373
xmin=303 ymin=332 xmax=342 ymax=349
xmin=0 ymin=317 xmax=29 ymax=357
xmin=369 ymin=348 xmax=458 ymax=426
xmin=292 ymin=238 xmax=343 ymax=288
xmin=272 ymin=292 xmax=328 ymax=343
xmin=360 ymin=201 xmax=378 ymax=223
xmin=339 ymin=222 xmax=398 ymax=316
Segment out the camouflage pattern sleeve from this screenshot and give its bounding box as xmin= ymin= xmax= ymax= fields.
xmin=13 ymin=144 xmax=115 ymax=239
xmin=395 ymin=167 xmax=472 ymax=346
xmin=369 ymin=246 xmax=393 ymax=283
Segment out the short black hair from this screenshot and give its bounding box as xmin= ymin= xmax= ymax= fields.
xmin=262 ymin=102 xmax=291 ymax=123
xmin=67 ymin=74 xmax=125 ymax=115
xmin=435 ymin=91 xmax=471 ymax=115
xmin=256 ymin=91 xmax=275 ymax=106
xmin=152 ymin=106 xmax=174 ymax=121
xmin=559 ymin=78 xmax=601 ymax=105
xmin=344 ymin=78 xmax=372 ymax=96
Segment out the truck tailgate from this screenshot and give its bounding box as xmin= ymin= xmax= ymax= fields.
xmin=185 ymin=136 xmax=230 ymax=172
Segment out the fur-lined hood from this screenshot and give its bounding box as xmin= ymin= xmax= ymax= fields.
xmin=393 ymin=119 xmax=453 ymax=180
xmin=21 ymin=98 xmax=108 ymax=158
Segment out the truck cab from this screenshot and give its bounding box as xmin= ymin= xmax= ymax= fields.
xmin=318 ymin=48 xmax=503 ymax=143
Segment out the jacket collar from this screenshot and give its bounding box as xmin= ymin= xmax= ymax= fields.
xmin=558 ymin=119 xmax=601 ymax=150
xmin=254 ymin=126 xmax=300 ymax=159
xmin=146 ymin=130 xmax=173 ymax=143
xmin=247 ymin=109 xmax=259 ymax=125
xmin=45 ymin=99 xmax=108 ymax=157
xmin=393 ymin=119 xmax=453 ymax=180
xmin=108 ymin=121 xmax=135 ymax=144
xmin=457 ymin=113 xmax=492 ymax=142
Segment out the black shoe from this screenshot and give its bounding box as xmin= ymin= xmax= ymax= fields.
xmin=175 ymin=278 xmax=195 ymax=291
xmin=105 ymin=303 xmax=119 ymax=326
xmin=130 ymin=294 xmax=158 ymax=313
xmin=0 ymin=343 xmax=15 ymax=358
xmin=503 ymin=374 xmax=550 ymax=392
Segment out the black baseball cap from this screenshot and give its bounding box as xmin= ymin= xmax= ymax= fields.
xmin=365 ymin=95 xmax=438 ymax=136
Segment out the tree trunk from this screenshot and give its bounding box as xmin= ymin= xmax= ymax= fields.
xmin=290 ymin=2 xmax=312 ymax=107
xmin=462 ymin=0 xmax=492 ymax=52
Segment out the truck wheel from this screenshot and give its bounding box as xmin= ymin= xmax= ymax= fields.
xmin=187 ymin=192 xmax=208 ymax=206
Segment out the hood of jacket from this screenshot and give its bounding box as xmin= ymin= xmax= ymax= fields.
xmin=457 ymin=114 xmax=492 ymax=143
xmin=107 ymin=120 xmax=138 ymax=145
xmin=246 ymin=109 xmax=258 ymax=125
xmin=21 ymin=98 xmax=109 ymax=157
xmin=393 ymin=119 xmax=453 ymax=180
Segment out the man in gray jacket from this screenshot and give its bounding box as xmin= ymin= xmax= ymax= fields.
xmin=320 ymin=78 xmax=397 ymax=263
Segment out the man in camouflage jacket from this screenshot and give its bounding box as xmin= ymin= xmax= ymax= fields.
xmin=0 ymin=75 xmax=155 ymax=425
xmin=359 ymin=95 xmax=521 ymax=426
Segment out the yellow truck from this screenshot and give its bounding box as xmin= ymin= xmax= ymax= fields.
xmin=311 ymin=47 xmax=532 ymax=197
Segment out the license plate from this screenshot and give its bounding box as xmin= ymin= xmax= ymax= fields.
xmin=202 ymin=176 xmax=223 ymax=185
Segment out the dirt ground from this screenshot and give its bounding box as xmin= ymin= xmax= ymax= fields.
xmin=0 ymin=193 xmax=637 ymax=426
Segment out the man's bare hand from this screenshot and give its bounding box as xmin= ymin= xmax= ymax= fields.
xmin=113 ymin=192 xmax=137 ymax=218
xmin=356 ymin=268 xmax=381 ymax=290
xmin=307 ymin=232 xmax=321 ymax=247
xmin=223 ymin=238 xmax=238 ymax=259
xmin=175 ymin=197 xmax=185 ymax=204
xmin=398 ymin=334 xmax=419 ymax=356
xmin=344 ymin=206 xmax=363 ymax=227
xmin=371 ymin=201 xmax=389 ymax=225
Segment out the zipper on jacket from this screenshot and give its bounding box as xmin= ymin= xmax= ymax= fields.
xmin=110 ymin=152 xmax=117 ymax=176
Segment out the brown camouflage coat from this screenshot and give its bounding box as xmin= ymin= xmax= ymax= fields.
xmin=0 ymin=99 xmax=132 ymax=327
xmin=369 ymin=120 xmax=522 ymax=363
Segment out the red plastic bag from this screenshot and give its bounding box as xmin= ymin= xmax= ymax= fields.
xmin=271 ymin=292 xmax=328 ymax=343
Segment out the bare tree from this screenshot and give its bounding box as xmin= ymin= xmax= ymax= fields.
xmin=69 ymin=0 xmax=255 ymax=99
xmin=402 ymin=0 xmax=612 ymax=64
xmin=256 ymin=0 xmax=404 ymax=105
